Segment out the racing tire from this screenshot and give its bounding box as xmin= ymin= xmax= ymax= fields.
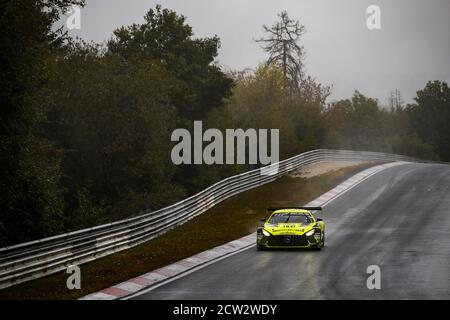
xmin=313 ymin=232 xmax=325 ymax=250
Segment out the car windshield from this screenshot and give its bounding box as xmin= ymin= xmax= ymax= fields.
xmin=269 ymin=213 xmax=311 ymax=224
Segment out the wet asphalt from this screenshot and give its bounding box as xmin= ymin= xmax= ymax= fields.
xmin=132 ymin=163 xmax=450 ymax=299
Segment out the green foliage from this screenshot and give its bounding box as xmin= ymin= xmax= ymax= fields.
xmin=0 ymin=4 xmax=232 ymax=245
xmin=102 ymin=5 xmax=235 ymax=199
xmin=407 ymin=81 xmax=450 ymax=161
xmin=323 ymin=90 xmax=439 ymax=160
xmin=45 ymin=5 xmax=235 ymax=227
xmin=222 ymin=64 xmax=327 ymax=159
xmin=0 ymin=0 xmax=84 ymax=245
xmin=0 ymin=136 xmax=64 ymax=245
xmin=47 ymin=41 xmax=186 ymax=225
xmin=324 ymin=91 xmax=388 ymax=150
xmin=224 ymin=65 xmax=294 ymax=160
xmin=107 ymin=5 xmax=233 ymax=120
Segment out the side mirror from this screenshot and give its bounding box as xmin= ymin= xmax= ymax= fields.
xmin=316 ymin=218 xmax=323 ymax=222
xmin=260 ymin=218 xmax=266 ymax=222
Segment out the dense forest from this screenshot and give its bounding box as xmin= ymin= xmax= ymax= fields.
xmin=1 ymin=1 xmax=449 ymax=246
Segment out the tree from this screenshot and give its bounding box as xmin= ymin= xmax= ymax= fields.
xmin=106 ymin=5 xmax=234 ymax=199
xmin=324 ymin=91 xmax=388 ymax=151
xmin=0 ymin=0 xmax=84 ymax=245
xmin=388 ymin=89 xmax=404 ymax=111
xmin=44 ymin=6 xmax=236 ymax=229
xmin=255 ymin=11 xmax=306 ymax=93
xmin=107 ymin=5 xmax=233 ymax=121
xmin=408 ymin=81 xmax=450 ymax=161
xmin=253 ymin=11 xmax=331 ymax=153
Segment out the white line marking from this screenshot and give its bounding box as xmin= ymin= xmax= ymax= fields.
xmin=80 ymin=292 xmax=116 ymax=300
xmin=166 ymin=264 xmax=188 ymax=272
xmin=142 ymin=272 xmax=167 ymax=282
xmin=115 ymin=282 xmax=143 ymax=292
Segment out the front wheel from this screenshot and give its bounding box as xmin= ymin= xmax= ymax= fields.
xmin=313 ymin=232 xmax=325 ymax=250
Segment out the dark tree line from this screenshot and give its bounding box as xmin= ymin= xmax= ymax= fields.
xmin=1 ymin=4 xmax=449 ymax=246
xmin=0 ymin=3 xmax=235 ymax=245
xmin=1 ymin=0 xmax=85 ymax=244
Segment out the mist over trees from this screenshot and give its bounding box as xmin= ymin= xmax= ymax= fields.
xmin=1 ymin=3 xmax=449 ymax=246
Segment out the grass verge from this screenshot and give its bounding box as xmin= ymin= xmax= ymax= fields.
xmin=0 ymin=162 xmax=376 ymax=300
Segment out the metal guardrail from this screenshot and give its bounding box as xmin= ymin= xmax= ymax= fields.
xmin=0 ymin=149 xmax=434 ymax=289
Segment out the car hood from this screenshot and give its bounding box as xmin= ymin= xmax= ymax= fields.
xmin=264 ymin=222 xmax=315 ymax=235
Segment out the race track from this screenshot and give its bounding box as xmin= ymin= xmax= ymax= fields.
xmin=131 ymin=163 xmax=450 ymax=299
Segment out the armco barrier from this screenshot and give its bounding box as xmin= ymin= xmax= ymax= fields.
xmin=0 ymin=149 xmax=433 ymax=289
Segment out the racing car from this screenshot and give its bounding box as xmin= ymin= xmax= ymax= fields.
xmin=257 ymin=207 xmax=325 ymax=250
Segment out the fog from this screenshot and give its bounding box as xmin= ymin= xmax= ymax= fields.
xmin=67 ymin=0 xmax=450 ymax=104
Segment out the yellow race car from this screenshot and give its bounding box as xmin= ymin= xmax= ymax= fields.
xmin=257 ymin=207 xmax=325 ymax=250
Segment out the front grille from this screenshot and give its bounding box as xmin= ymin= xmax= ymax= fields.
xmin=267 ymin=235 xmax=309 ymax=246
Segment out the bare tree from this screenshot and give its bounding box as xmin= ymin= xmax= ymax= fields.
xmin=255 ymin=11 xmax=306 ymax=92
xmin=388 ymin=89 xmax=404 ymax=111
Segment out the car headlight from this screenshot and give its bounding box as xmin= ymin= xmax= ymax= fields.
xmin=262 ymin=229 xmax=271 ymax=237
xmin=306 ymin=229 xmax=315 ymax=236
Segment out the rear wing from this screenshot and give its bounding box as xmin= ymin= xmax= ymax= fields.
xmin=267 ymin=206 xmax=322 ymax=214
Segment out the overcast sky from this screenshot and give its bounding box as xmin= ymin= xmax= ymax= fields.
xmin=66 ymin=0 xmax=450 ymax=105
